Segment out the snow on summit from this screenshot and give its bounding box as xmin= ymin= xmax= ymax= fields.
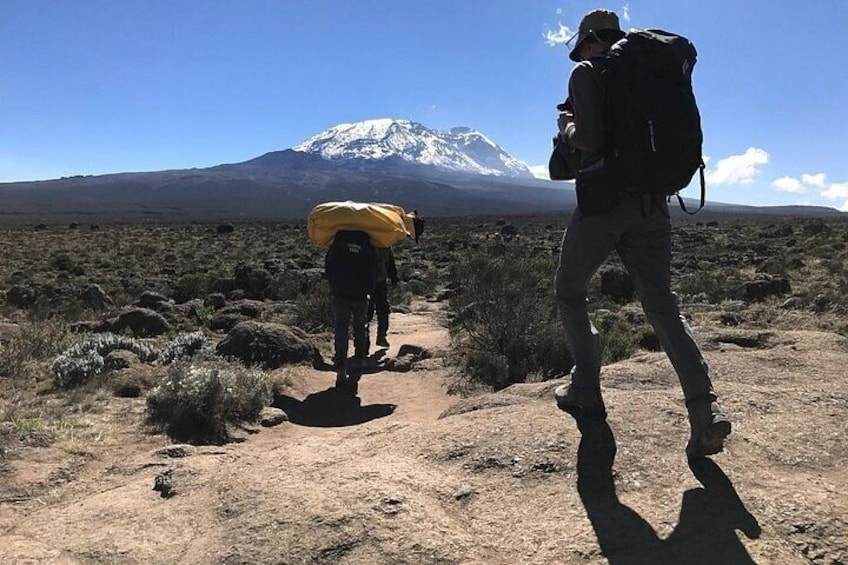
xmin=293 ymin=119 xmax=533 ymax=178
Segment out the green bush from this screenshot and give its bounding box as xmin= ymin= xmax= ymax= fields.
xmin=291 ymin=282 xmax=333 ymax=333
xmin=455 ymin=349 xmax=510 ymax=389
xmin=448 ymin=242 xmax=572 ymax=388
xmin=146 ymin=357 xmax=270 ymax=442
xmin=676 ymin=267 xmax=738 ymax=302
xmin=596 ymin=315 xmax=640 ymax=365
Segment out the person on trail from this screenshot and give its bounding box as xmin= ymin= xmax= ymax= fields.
xmin=553 ymin=9 xmax=731 ymax=459
xmin=368 ymin=247 xmax=400 ymax=348
xmin=324 ymin=230 xmax=379 ymax=393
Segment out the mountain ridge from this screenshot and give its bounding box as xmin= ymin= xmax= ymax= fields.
xmin=0 ymin=119 xmax=844 ymax=223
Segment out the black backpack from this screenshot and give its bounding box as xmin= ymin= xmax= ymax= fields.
xmin=591 ymin=29 xmax=706 ymax=213
xmin=325 ymin=230 xmax=378 ymax=299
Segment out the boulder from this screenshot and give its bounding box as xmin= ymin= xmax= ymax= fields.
xmin=81 ymin=284 xmax=112 ymax=311
xmin=233 ymin=263 xmax=272 ymax=300
xmin=136 ymin=291 xmax=170 ymax=310
xmin=215 ymin=321 xmax=317 ymax=369
xmin=108 ymin=308 xmax=171 ymax=337
xmin=205 ymin=293 xmax=226 ymax=310
xmin=741 ymin=275 xmax=791 ymax=302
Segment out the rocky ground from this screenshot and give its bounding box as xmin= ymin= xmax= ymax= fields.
xmin=1 ymin=299 xmax=846 ymax=564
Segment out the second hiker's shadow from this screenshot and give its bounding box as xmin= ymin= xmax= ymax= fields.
xmin=575 ymin=416 xmax=762 ymax=565
xmin=274 ymin=387 xmax=396 ymax=428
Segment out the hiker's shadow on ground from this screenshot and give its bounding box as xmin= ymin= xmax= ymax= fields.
xmin=314 ymin=350 xmax=389 ymax=375
xmin=574 ymin=416 xmax=762 ymax=565
xmin=273 ymin=387 xmax=396 ymax=428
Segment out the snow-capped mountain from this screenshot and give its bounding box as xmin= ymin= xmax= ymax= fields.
xmin=292 ymin=118 xmax=533 ymax=178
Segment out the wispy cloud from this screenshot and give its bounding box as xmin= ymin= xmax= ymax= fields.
xmin=622 ymin=3 xmax=631 ymax=22
xmin=705 ymin=147 xmax=769 ymax=185
xmin=801 ymin=172 xmax=827 ymax=188
xmin=544 ymin=23 xmax=575 ymax=46
xmin=771 ymin=171 xmax=832 ymax=195
xmin=822 ymin=181 xmax=848 ymax=201
xmin=772 ymin=176 xmax=805 ymax=193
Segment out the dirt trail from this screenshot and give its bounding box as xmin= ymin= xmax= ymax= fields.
xmin=1 ymin=302 xmax=847 ymax=564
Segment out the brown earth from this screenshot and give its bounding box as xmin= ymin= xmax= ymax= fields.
xmin=1 ymin=300 xmax=847 ymax=564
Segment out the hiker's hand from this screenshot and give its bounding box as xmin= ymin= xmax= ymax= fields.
xmin=557 ymin=111 xmax=574 ymax=135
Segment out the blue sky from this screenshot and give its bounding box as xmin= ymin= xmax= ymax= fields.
xmin=2 ymin=0 xmax=847 ymax=210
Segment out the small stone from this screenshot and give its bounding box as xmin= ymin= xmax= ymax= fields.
xmin=153 ymin=469 xmax=176 ymax=498
xmin=154 ymin=445 xmax=194 ymax=458
xmin=259 ymin=407 xmax=288 ymax=427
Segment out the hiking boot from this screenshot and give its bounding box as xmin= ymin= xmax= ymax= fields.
xmin=347 ymin=374 xmax=360 ymax=396
xmin=376 ymin=336 xmax=390 ymax=348
xmin=554 ymin=384 xmax=606 ymax=418
xmin=686 ymin=399 xmax=731 ymax=459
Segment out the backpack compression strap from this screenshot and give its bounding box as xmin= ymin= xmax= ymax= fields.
xmin=676 ymin=162 xmax=706 ymax=215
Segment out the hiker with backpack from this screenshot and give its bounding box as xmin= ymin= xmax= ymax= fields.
xmin=325 ymin=230 xmax=379 ymax=394
xmin=552 ymin=9 xmax=731 ymax=459
xmin=368 ymin=246 xmax=400 ymax=348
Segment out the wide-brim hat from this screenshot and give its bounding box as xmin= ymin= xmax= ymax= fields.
xmin=568 ymin=9 xmax=625 ymax=62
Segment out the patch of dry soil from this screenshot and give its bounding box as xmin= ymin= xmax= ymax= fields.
xmin=1 ymin=303 xmax=846 ymax=564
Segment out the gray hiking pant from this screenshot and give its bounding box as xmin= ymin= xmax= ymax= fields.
xmin=333 ymin=297 xmax=370 ymax=368
xmin=554 ymin=193 xmax=715 ymax=403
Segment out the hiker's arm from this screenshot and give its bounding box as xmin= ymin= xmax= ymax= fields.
xmin=387 ymin=249 xmax=399 ymax=285
xmin=324 ymin=249 xmax=334 ymax=279
xmin=563 ymin=62 xmax=604 ymax=155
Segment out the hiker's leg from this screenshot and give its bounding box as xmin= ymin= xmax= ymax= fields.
xmin=351 ymin=299 xmax=370 ymax=362
xmin=617 ymin=222 xmax=715 ymax=402
xmin=333 ymin=298 xmax=352 ymax=368
xmin=373 ymin=281 xmax=390 ymax=339
xmin=555 ymin=210 xmax=620 ymax=389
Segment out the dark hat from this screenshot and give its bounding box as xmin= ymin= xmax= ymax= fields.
xmin=568 ymin=9 xmax=624 ymax=62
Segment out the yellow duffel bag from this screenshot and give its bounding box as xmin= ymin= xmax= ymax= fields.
xmin=307 ymin=201 xmax=411 ymax=247
xmin=368 ymin=202 xmax=419 ymax=240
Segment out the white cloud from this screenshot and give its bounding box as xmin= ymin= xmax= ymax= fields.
xmin=822 ymin=181 xmax=848 ymax=200
xmin=705 ymin=147 xmax=769 ymax=185
xmin=840 ymin=200 xmax=848 ymax=212
xmin=772 ymin=176 xmax=805 ymax=193
xmin=528 ymin=164 xmax=550 ymax=179
xmin=622 ymin=3 xmax=631 ymax=22
xmin=544 ymin=23 xmax=575 ymax=46
xmin=801 ymin=173 xmax=827 ymax=188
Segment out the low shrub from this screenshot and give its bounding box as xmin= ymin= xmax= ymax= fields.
xmin=0 ymin=318 xmax=73 ymax=381
xmin=596 ymin=314 xmax=640 ymax=365
xmin=447 ymin=242 xmax=572 ymax=388
xmin=455 ymin=349 xmax=510 ymax=389
xmin=146 ymin=357 xmax=270 ymax=442
xmin=51 ymin=331 xmax=209 ymax=388
xmin=290 ymin=282 xmax=333 ymax=333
